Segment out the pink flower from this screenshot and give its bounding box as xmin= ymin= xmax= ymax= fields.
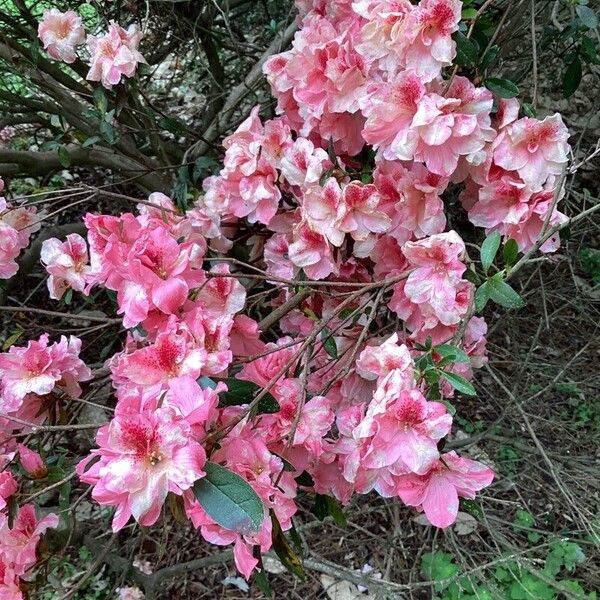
xmin=396 ymin=451 xmax=494 ymax=527
xmin=410 ymin=79 xmax=495 ymax=177
xmin=402 ymin=231 xmax=467 ymax=325
xmin=288 ymin=221 xmax=338 ymax=280
xmin=338 ymin=181 xmax=391 ymax=241
xmin=281 ymin=137 xmax=330 ymax=187
xmin=0 ymin=504 xmax=59 ymax=576
xmin=493 ymin=114 xmax=570 ymax=190
xmin=361 ymin=71 xmax=425 ymax=160
xmin=0 ymin=334 xmax=91 ymax=413
xmin=363 ymin=386 xmax=452 ymax=474
xmin=41 ymin=233 xmax=90 ymax=300
xmin=356 ymin=333 xmax=414 ymax=381
xmin=0 ymin=195 xmax=39 ymax=280
xmin=38 ymin=9 xmax=85 ymax=63
xmin=0 ymin=471 xmax=17 ymax=510
xmin=0 ymin=222 xmax=21 ymax=279
xmin=113 ymin=327 xmax=206 ymax=389
xmin=302 ymin=178 xmax=345 ymax=247
xmin=77 ymin=407 xmax=206 ymax=531
xmin=116 ymin=586 xmax=145 ymax=600
xmin=402 ymin=0 xmax=461 ymax=81
xmin=87 ymin=22 xmax=146 ymax=89
xmin=17 ymin=444 xmax=48 ymax=479
xmin=375 ymin=160 xmax=448 ymax=240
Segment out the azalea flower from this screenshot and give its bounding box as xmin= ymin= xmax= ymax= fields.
xmin=38 ymin=8 xmax=85 ymax=63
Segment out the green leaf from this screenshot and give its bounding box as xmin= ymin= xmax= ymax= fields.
xmin=99 ymin=120 xmax=118 ymax=145
xmin=82 ymin=135 xmax=101 ymax=148
xmin=193 ymin=156 xmax=219 ymax=182
xmin=475 ymin=281 xmax=491 ymax=312
xmin=2 ymin=329 xmax=23 ymax=351
xmin=521 ymin=102 xmax=536 ymax=117
xmin=253 ymin=569 xmax=272 ymax=595
xmin=421 ymin=551 xmax=459 ymax=582
xmin=312 ymin=494 xmax=346 ymax=526
xmin=215 ymin=378 xmax=280 ymax=414
xmin=454 ymin=31 xmax=479 ymax=66
xmin=159 ymin=116 xmax=187 ymax=137
xmin=193 ymin=462 xmax=264 ymax=535
xmin=563 ymin=56 xmax=582 ymax=97
xmin=57 ymin=146 xmax=71 ymax=168
xmin=485 ymin=77 xmax=520 ymax=98
xmin=580 ymin=36 xmax=598 ymax=63
xmin=271 ymin=512 xmax=306 ymax=579
xmin=440 ymin=399 xmax=457 ymax=416
xmin=488 ymin=274 xmax=525 ymax=309
xmin=576 ymin=4 xmax=598 ymax=28
xmin=480 ymin=45 xmax=499 ymax=71
xmin=461 ymin=7 xmax=478 ymax=19
xmin=173 ymin=165 xmax=189 ymax=212
xmin=321 ymin=327 xmax=338 ymax=359
xmin=435 ymin=344 xmax=470 ymax=363
xmin=441 ymin=371 xmax=477 ymax=396
xmin=503 ymin=239 xmax=519 ymax=266
xmin=93 ymin=87 xmax=108 ymax=114
xmin=480 ymin=231 xmax=501 ymax=274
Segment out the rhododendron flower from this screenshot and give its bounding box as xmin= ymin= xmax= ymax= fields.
xmin=78 ymin=407 xmax=206 ymax=530
xmin=117 ymin=586 xmax=145 ymax=600
xmin=0 ymin=504 xmax=59 ymax=576
xmin=38 ymin=9 xmax=85 ymax=63
xmin=17 ymin=444 xmax=48 ymax=479
xmin=0 ymin=334 xmax=91 ymax=412
xmin=0 ymin=471 xmax=17 ymax=510
xmin=396 ymin=451 xmax=494 ymax=527
xmin=402 ymin=231 xmax=467 ymax=324
xmin=338 ymin=181 xmax=391 ymax=241
xmin=402 ymin=0 xmax=461 ymax=80
xmin=493 ymin=113 xmax=570 ymax=190
xmin=356 ymin=333 xmax=414 ymax=381
xmin=87 ymin=22 xmax=146 ymax=88
xmin=281 ymin=137 xmax=329 ymax=187
xmin=302 ymin=178 xmax=345 ymax=246
xmin=41 ymin=233 xmax=91 ymax=300
xmin=113 ymin=326 xmax=206 ymax=389
xmin=288 ymin=222 xmax=338 ymax=279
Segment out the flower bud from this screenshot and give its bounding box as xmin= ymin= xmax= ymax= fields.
xmin=18 ymin=444 xmax=48 ymax=479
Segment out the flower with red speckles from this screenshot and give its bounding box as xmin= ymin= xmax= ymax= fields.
xmin=77 ymin=407 xmax=206 ymax=531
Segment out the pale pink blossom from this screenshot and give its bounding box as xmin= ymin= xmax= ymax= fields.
xmin=356 ymin=333 xmax=413 ymax=381
xmin=402 ymin=0 xmax=461 ymax=81
xmin=493 ymin=113 xmax=570 ymax=190
xmin=338 ymin=181 xmax=391 ymax=241
xmin=396 ymin=451 xmax=494 ymax=527
xmin=38 ymin=9 xmax=85 ymax=63
xmin=302 ymin=178 xmax=345 ymax=246
xmin=288 ymin=221 xmax=338 ymax=279
xmin=117 ymin=586 xmax=145 ymax=600
xmin=281 ymin=137 xmax=330 ymax=187
xmin=77 ymin=407 xmax=206 ymax=531
xmin=87 ymin=22 xmax=146 ymax=89
xmin=402 ymin=231 xmax=467 ymax=325
xmin=41 ymin=233 xmax=91 ymax=300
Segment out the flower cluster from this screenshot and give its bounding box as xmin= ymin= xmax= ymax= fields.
xmin=1 ymin=0 xmax=574 ymax=587
xmin=37 ymin=10 xmax=146 ymax=88
xmin=0 ymin=178 xmax=40 ymax=279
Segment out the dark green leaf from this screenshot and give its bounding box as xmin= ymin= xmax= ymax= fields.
xmin=576 ymin=5 xmax=598 ymax=29
xmin=485 ymin=77 xmax=520 ymax=98
xmin=57 ymin=146 xmax=71 ymax=168
xmin=480 ymin=231 xmax=501 ymax=273
xmin=321 ymin=327 xmax=338 ymax=359
xmin=93 ymin=87 xmax=108 ymax=114
xmin=193 ymin=156 xmax=219 ymax=182
xmin=503 ymin=239 xmax=519 ymax=266
xmin=63 ymin=288 xmax=73 ymax=305
xmin=580 ymin=36 xmax=598 ymax=63
xmin=271 ymin=512 xmax=305 ymax=579
xmin=215 ymin=378 xmax=280 ymax=414
xmin=475 ymin=281 xmax=491 ymax=312
xmin=563 ymin=56 xmax=582 ymax=97
xmin=312 ymin=494 xmax=346 ymax=527
xmin=295 ymin=471 xmax=315 ymax=487
xmin=193 ymin=462 xmax=264 ymax=534
xmin=480 ymin=45 xmax=499 ymax=71
xmin=435 ymin=344 xmax=470 ymax=363
xmin=488 ymin=275 xmax=525 ymax=309
xmin=440 ymin=371 xmax=477 ymax=396
xmin=173 ymin=166 xmax=189 ymax=212
xmin=253 ymin=569 xmax=272 ymax=596
xmin=159 ymin=116 xmax=187 ymax=137
xmin=99 ymin=120 xmax=118 ymax=145
xmin=454 ymin=31 xmax=479 ymax=66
